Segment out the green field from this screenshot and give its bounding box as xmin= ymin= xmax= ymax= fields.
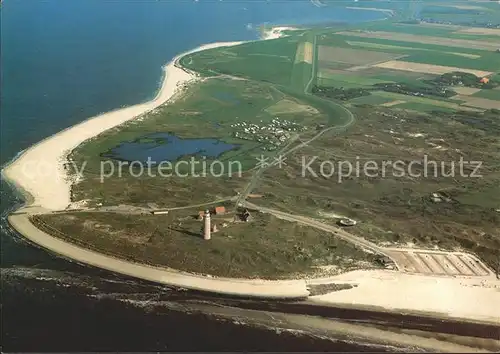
xmin=391 ymin=102 xmax=456 ymax=113
xmin=34 ymin=211 xmax=379 ymax=279
xmin=348 ymin=95 xmax=395 ymax=106
xmin=38 ymin=18 xmax=500 ymax=277
xmin=317 ymin=72 xmax=394 ymax=88
xmin=472 ymin=89 xmax=500 ymax=101
xmin=181 ymin=37 xmax=298 ymax=86
xmin=371 ymin=91 xmax=464 ymax=110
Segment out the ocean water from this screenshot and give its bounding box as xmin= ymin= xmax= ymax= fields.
xmin=1 ymin=1 xmax=390 ymax=351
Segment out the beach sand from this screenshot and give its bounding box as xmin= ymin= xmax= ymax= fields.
xmin=307 ymin=270 xmax=500 ymax=324
xmin=2 ymin=41 xmax=243 ymax=211
xmin=261 ymin=26 xmax=300 ymax=40
xmin=2 ymin=28 xmax=500 ymax=324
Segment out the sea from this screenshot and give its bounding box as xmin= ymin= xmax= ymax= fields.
xmin=0 ymin=1 xmax=394 ymax=351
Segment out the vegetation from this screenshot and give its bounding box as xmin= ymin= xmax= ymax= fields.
xmin=372 ymin=82 xmax=456 ymax=98
xmin=249 ymin=106 xmax=500 ymax=269
xmin=33 ymin=210 xmax=380 ymax=279
xmin=39 ymin=19 xmax=500 ymax=276
xmin=431 ymin=72 xmax=500 ymax=89
xmin=312 ymin=86 xmax=370 ymax=101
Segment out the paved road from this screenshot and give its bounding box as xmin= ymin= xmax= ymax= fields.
xmin=234 ymin=106 xmax=355 ymax=208
xmin=242 ymin=201 xmax=399 ymax=267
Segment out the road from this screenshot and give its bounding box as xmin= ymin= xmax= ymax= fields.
xmin=234 ymin=34 xmax=355 ymax=208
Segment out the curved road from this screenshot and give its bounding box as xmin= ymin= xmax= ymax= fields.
xmin=241 ymin=201 xmax=398 ymax=267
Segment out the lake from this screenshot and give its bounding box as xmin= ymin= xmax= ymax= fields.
xmin=0 ymin=0 xmax=389 ymax=351
xmin=104 ymin=133 xmax=239 ymax=163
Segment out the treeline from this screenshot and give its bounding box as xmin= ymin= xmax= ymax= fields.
xmin=372 ymin=82 xmax=456 ymax=98
xmin=312 ymin=81 xmax=455 ymax=101
xmin=312 ymin=86 xmax=370 ymax=101
xmin=429 ymin=71 xmax=500 ymax=89
xmin=313 ymin=71 xmax=499 ymax=102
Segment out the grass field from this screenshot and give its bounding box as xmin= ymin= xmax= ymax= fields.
xmin=472 ymin=89 xmax=500 ymax=101
xmin=40 ymin=19 xmax=500 ymax=277
xmin=318 ymin=45 xmax=399 ymax=66
xmin=390 ymin=102 xmax=456 ymax=113
xmin=250 ymin=106 xmax=500 ymax=268
xmin=373 ymin=60 xmax=493 ymax=77
xmin=348 ymin=95 xmax=395 ymax=106
xmin=69 ymin=75 xmax=352 ymax=208
xmin=317 ymin=71 xmax=393 ymax=87
xmin=34 ymin=210 xmax=379 ymax=279
xmin=181 ymin=37 xmax=298 ymax=86
xmin=371 ymin=91 xmax=466 ymax=110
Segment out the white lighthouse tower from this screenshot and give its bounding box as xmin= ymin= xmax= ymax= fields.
xmin=203 ymin=209 xmax=211 ymax=240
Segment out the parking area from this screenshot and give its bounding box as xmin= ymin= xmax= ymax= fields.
xmin=385 ymin=249 xmax=494 ymax=277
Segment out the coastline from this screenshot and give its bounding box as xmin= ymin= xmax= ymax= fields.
xmin=1 ymin=40 xmax=243 ymax=211
xmin=1 ymin=28 xmax=312 ymax=300
xmin=2 ymin=27 xmax=500 ymax=325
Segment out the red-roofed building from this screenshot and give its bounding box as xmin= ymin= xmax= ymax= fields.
xmin=214 ymin=206 xmax=226 ymax=215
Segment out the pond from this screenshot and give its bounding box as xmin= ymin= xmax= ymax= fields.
xmin=104 ymin=132 xmax=239 ymax=163
xmin=212 ymin=91 xmax=240 ymax=104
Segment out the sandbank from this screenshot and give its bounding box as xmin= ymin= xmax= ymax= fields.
xmin=2 ymin=27 xmax=500 ymax=325
xmin=307 ymin=270 xmax=500 ymax=324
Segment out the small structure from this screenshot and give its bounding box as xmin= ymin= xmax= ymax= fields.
xmin=338 ymin=218 xmax=357 ymax=227
xmin=480 ymin=77 xmax=490 ymax=84
xmin=242 ymin=209 xmax=252 ymax=222
xmin=376 ymin=256 xmax=395 ymax=269
xmin=211 ymin=224 xmax=218 ymax=233
xmin=203 ymin=209 xmax=211 ymax=240
xmin=430 ymin=192 xmax=442 ymax=203
xmin=214 ymin=206 xmax=226 ymax=215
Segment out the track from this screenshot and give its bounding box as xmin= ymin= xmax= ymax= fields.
xmin=234 ymin=34 xmax=355 ymax=208
xmin=241 ymin=201 xmax=396 ymax=262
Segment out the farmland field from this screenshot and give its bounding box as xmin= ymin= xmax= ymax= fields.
xmin=456 ymin=95 xmax=500 ymax=110
xmin=472 ymin=89 xmax=500 ymax=101
xmin=370 ymin=91 xmax=470 ymax=110
xmin=337 ymin=31 xmax=500 ymax=51
xmin=318 ymin=46 xmax=400 ymax=66
xmin=373 ymin=60 xmax=493 ymax=77
xmin=390 ymin=102 xmax=456 ymax=113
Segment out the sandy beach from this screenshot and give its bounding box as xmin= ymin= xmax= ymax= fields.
xmin=261 ymin=26 xmax=300 ymax=40
xmin=2 ymin=40 xmax=243 ymax=211
xmin=307 ymin=270 xmax=500 ymax=324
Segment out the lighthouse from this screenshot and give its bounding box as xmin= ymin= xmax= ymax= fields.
xmin=203 ymin=209 xmax=211 ymax=240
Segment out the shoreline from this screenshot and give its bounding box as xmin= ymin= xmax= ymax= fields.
xmin=1 ymin=40 xmax=244 ymax=211
xmin=2 ymin=27 xmax=500 ymax=324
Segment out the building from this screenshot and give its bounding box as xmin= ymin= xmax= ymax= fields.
xmin=203 ymin=210 xmax=211 ymax=240
xmin=338 ymin=218 xmax=357 ymax=227
xmin=214 ymin=206 xmax=226 ymax=215
xmin=480 ymin=77 xmax=490 ymax=84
